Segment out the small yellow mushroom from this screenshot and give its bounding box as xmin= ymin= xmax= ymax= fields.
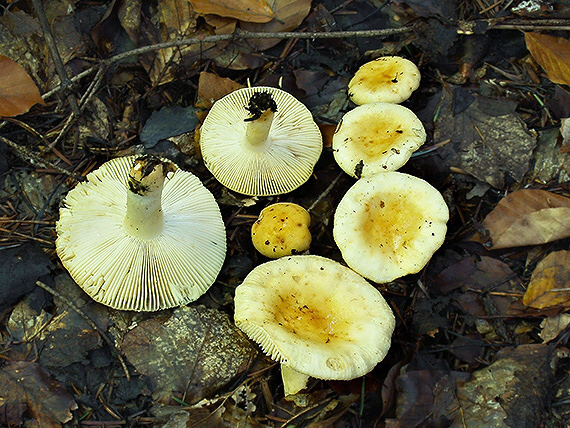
xmin=251 ymin=203 xmax=311 ymax=258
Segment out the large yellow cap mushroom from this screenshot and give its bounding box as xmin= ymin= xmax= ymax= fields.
xmin=56 ymin=155 xmax=227 ymax=311
xmin=199 ymin=86 xmax=323 ymax=196
xmin=234 ymin=255 xmax=395 ymax=396
xmin=251 ymin=203 xmax=311 ymax=258
xmin=348 ymin=56 xmax=421 ymax=105
xmin=333 ymin=171 xmax=449 ymax=283
xmin=332 ymin=102 xmax=426 ymax=178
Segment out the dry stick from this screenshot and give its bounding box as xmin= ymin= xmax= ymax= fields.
xmin=30 ymin=0 xmax=81 ymax=118
xmin=0 ymin=136 xmax=84 ymax=182
xmin=36 ymin=280 xmax=131 ymax=381
xmin=42 ymin=27 xmax=413 ymax=100
xmin=307 ymin=171 xmax=344 ymax=213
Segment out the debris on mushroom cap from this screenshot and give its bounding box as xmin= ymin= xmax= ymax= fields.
xmin=333 ymin=171 xmax=449 ymax=283
xmin=56 ymin=155 xmax=227 ymax=312
xmin=199 ymin=86 xmax=323 ymax=196
xmin=234 ymin=255 xmax=395 ymax=396
xmin=332 ymin=102 xmax=426 ymax=178
xmin=251 ymin=203 xmax=312 ymax=258
xmin=348 ymin=56 xmax=421 ymax=105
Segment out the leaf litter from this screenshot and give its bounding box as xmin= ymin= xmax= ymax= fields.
xmin=1 ymin=0 xmax=570 ymax=426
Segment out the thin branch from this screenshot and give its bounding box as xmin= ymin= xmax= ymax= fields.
xmin=30 ymin=0 xmax=81 ymax=117
xmin=36 ymin=280 xmax=131 ymax=381
xmin=0 ymin=136 xmax=84 ymax=181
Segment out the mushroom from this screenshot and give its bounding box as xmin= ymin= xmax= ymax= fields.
xmin=56 ymin=155 xmax=227 ymax=311
xmin=348 ymin=56 xmax=421 ymax=105
xmin=251 ymin=202 xmax=311 ymax=258
xmin=332 ymin=102 xmax=426 ymax=178
xmin=199 ymin=86 xmax=322 ymax=196
xmin=234 ymin=255 xmax=395 ymax=396
xmin=333 ymin=171 xmax=449 ymax=283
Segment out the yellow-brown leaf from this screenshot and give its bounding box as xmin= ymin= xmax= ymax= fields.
xmin=0 ymin=56 xmax=45 ymax=117
xmin=196 ymin=72 xmax=243 ymax=109
xmin=523 ymin=251 xmax=570 ymax=309
xmin=188 ymin=0 xmax=274 ymax=23
xmin=481 ymin=189 xmax=570 ymax=249
xmin=525 ymin=32 xmax=570 ymax=86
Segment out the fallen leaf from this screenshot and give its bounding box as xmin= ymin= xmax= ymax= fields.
xmin=523 ymin=251 xmax=570 ymax=309
xmin=140 ymin=105 xmax=200 ymax=148
xmin=525 ymin=32 xmax=570 ymax=86
xmin=189 ymin=0 xmax=274 ymax=23
xmin=196 ymin=72 xmax=243 ymax=109
xmin=241 ymin=0 xmax=312 ymax=50
xmin=0 ymin=361 xmax=77 ymax=427
xmin=539 ymin=313 xmax=570 ymax=342
xmin=0 ymin=55 xmax=45 ymax=116
xmin=480 ymin=189 xmax=570 ymax=249
xmin=434 ymin=86 xmax=536 ymax=188
xmin=121 ymin=305 xmax=256 ymax=404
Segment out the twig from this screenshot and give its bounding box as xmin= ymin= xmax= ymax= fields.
xmin=42 ymin=27 xmax=413 ymax=100
xmin=308 ymin=171 xmax=344 ymax=213
xmin=36 ymin=280 xmax=131 ymax=381
xmin=30 ymin=0 xmax=81 ymax=117
xmin=0 ymin=135 xmax=84 ymax=181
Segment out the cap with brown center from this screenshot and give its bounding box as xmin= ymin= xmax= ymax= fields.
xmin=332 ymin=102 xmax=426 ymax=178
xmin=56 ymin=155 xmax=227 ymax=311
xmin=199 ymin=86 xmax=322 ymax=196
xmin=348 ymin=56 xmax=421 ymax=105
xmin=333 ymin=171 xmax=449 ymax=283
xmin=234 ymin=255 xmax=395 ymax=396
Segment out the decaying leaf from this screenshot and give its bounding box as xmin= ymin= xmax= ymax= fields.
xmin=189 ymin=0 xmax=274 ymax=23
xmin=539 ymin=313 xmax=570 ymax=342
xmin=195 ymin=72 xmax=244 ymax=109
xmin=120 ymin=305 xmax=256 ymax=404
xmin=523 ymin=251 xmax=570 ymax=309
xmin=434 ymin=86 xmax=536 ymax=188
xmin=241 ymin=0 xmax=312 ymax=50
xmin=525 ymin=32 xmax=570 ymax=86
xmin=0 ymin=55 xmax=45 ymax=117
xmin=480 ymin=189 xmax=570 ymax=249
xmin=0 ymin=361 xmax=77 ymax=427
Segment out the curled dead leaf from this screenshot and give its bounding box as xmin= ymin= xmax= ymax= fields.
xmin=189 ymin=0 xmax=274 ymax=23
xmin=525 ymin=32 xmax=570 ymax=86
xmin=0 ymin=55 xmax=45 ymax=117
xmin=523 ymin=250 xmax=570 ymax=309
xmin=481 ymin=189 xmax=570 ymax=249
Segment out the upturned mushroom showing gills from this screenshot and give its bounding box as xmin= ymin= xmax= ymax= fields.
xmin=234 ymin=255 xmax=395 ymax=396
xmin=348 ymin=56 xmax=421 ymax=105
xmin=56 ymin=155 xmax=227 ymax=312
xmin=333 ymin=171 xmax=449 ymax=284
xmin=251 ymin=202 xmax=312 ymax=258
xmin=332 ymin=102 xmax=426 ymax=178
xmin=199 ymin=86 xmax=322 ymax=196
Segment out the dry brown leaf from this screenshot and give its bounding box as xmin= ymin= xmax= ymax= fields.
xmin=195 ymin=72 xmax=243 ymax=109
xmin=0 ymin=55 xmax=45 ymax=117
xmin=523 ymin=251 xmax=570 ymax=309
xmin=525 ymin=32 xmax=570 ymax=86
xmin=481 ymin=189 xmax=570 ymax=249
xmin=241 ymin=0 xmax=312 ymax=50
xmin=189 ymin=0 xmax=274 ymax=23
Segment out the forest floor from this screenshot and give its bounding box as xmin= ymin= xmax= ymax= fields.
xmin=1 ymin=0 xmax=570 ymax=427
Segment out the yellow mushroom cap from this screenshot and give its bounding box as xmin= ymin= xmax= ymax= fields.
xmin=332 ymin=103 xmax=426 ymax=178
xmin=56 ymin=156 xmax=227 ymax=311
xmin=333 ymin=172 xmax=449 ymax=283
xmin=234 ymin=255 xmax=395 ymax=390
xmin=199 ymin=86 xmax=323 ymax=196
xmin=251 ymin=203 xmax=311 ymax=258
xmin=348 ymin=56 xmax=421 ymax=105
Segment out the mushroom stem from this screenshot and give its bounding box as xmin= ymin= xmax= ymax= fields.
xmin=245 ymin=109 xmax=275 ymax=149
xmin=281 ymin=364 xmax=311 ymax=396
xmin=123 ymin=157 xmax=172 ymax=240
